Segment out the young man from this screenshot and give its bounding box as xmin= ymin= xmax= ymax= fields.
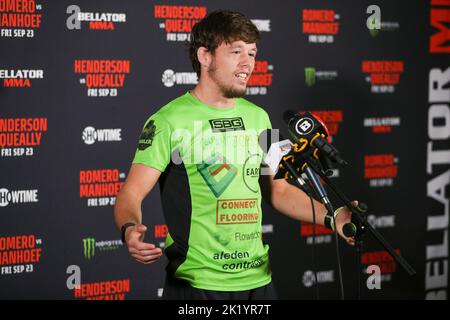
xmin=114 ymin=10 xmax=354 ymax=300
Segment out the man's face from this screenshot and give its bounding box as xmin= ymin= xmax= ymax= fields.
xmin=207 ymin=40 xmax=257 ymax=98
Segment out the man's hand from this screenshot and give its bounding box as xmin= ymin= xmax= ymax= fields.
xmin=125 ymin=224 xmax=163 ymax=264
xmin=335 ymin=200 xmax=358 ymax=246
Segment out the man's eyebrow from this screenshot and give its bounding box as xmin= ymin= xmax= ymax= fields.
xmin=229 ymin=44 xmax=258 ymax=52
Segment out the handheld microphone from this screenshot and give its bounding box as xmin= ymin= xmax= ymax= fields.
xmin=259 ymin=129 xmax=333 ymax=211
xmin=283 ymin=110 xmax=348 ymax=167
xmin=258 ymin=129 xmax=313 ymax=197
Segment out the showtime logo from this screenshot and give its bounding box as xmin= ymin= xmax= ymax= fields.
xmin=0 ymin=188 xmax=38 ymax=207
xmin=362 ymin=60 xmax=404 ymax=93
xmin=74 ymin=279 xmax=131 ymax=300
xmin=302 ymin=270 xmax=335 ymax=287
xmin=0 ymin=69 xmax=43 ymax=87
xmin=161 ymin=69 xmax=197 ymax=87
xmin=0 ymin=117 xmax=47 ymax=157
xmin=66 ymin=5 xmax=126 ymax=31
xmin=0 ymin=234 xmax=43 ymax=276
xmin=74 ymin=59 xmax=130 ymax=97
xmin=246 ymin=60 xmax=273 ymax=96
xmin=364 ymin=153 xmax=399 ymax=187
xmin=367 ymin=214 xmax=396 ymax=229
xmin=302 ymin=9 xmax=340 ymax=43
xmin=154 ymin=4 xmax=207 ymax=42
xmin=79 ymin=169 xmax=125 ymax=207
xmin=364 ymin=116 xmax=401 ymax=133
xmin=82 ymin=126 xmax=122 ymax=145
xmin=0 ymin=0 xmax=43 ymax=38
xmin=304 ymin=67 xmax=338 ymax=87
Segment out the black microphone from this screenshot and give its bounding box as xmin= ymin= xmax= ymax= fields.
xmin=283 ymin=110 xmax=347 ymax=166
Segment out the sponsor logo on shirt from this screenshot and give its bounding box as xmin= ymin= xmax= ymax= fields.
xmin=209 ymin=117 xmax=245 ymax=133
xmin=138 ymin=120 xmax=156 ymax=150
xmin=216 ymin=199 xmax=259 ymax=225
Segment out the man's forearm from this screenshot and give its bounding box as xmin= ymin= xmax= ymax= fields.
xmin=114 ymin=190 xmax=142 ymax=229
xmin=271 ymin=182 xmax=329 ymax=225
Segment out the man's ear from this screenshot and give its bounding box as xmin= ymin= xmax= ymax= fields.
xmin=197 ymin=47 xmax=211 ymax=69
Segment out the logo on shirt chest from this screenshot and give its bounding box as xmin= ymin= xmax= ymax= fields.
xmin=209 ymin=117 xmax=245 ymax=133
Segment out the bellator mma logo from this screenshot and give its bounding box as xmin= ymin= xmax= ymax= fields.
xmin=74 ymin=60 xmax=130 ymax=97
xmin=0 ymin=0 xmax=43 ymax=38
xmin=66 ymin=5 xmax=126 ymax=31
xmin=0 ymin=69 xmax=44 ymax=87
xmin=246 ymin=60 xmax=274 ymax=96
xmin=364 ymin=116 xmax=401 ymax=134
xmin=154 ymin=4 xmax=207 ymax=42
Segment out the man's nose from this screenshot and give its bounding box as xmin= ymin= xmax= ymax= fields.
xmin=239 ymin=53 xmax=252 ymax=68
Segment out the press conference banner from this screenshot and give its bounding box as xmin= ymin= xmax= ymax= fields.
xmin=0 ymin=0 xmax=449 ymax=300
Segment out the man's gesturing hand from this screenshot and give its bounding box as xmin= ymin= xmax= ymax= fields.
xmin=125 ymin=224 xmax=163 ymax=264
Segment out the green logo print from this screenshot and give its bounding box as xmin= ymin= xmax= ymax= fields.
xmin=305 ymin=67 xmax=316 ymax=87
xmin=197 ymin=153 xmax=237 ymax=198
xmin=83 ymin=238 xmax=96 ymax=259
xmin=138 ymin=120 xmax=156 ymax=150
xmin=368 ymin=17 xmax=381 ymax=37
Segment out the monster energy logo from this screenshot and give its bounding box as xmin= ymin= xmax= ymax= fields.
xmin=305 ymin=67 xmax=316 ymax=87
xmin=83 ymin=238 xmax=96 ymax=259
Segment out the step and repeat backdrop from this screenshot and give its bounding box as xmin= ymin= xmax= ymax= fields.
xmin=0 ymin=0 xmax=449 ymax=300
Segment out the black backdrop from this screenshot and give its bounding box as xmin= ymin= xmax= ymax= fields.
xmin=0 ymin=0 xmax=449 ymax=300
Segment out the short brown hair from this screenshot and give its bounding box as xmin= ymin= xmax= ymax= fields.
xmin=188 ymin=10 xmax=260 ymax=77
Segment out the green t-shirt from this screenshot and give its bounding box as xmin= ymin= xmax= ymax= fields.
xmin=133 ymin=92 xmax=272 ymax=291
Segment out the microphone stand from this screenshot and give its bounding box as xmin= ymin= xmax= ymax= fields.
xmin=276 ymin=154 xmax=346 ymax=299
xmin=303 ymin=156 xmax=417 ymax=299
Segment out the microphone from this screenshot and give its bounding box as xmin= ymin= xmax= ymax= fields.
xmin=259 ymin=129 xmax=342 ymax=232
xmin=259 ymin=129 xmax=334 ymax=214
xmin=283 ymin=110 xmax=347 ymax=166
xmin=258 ymin=129 xmax=313 ymax=197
